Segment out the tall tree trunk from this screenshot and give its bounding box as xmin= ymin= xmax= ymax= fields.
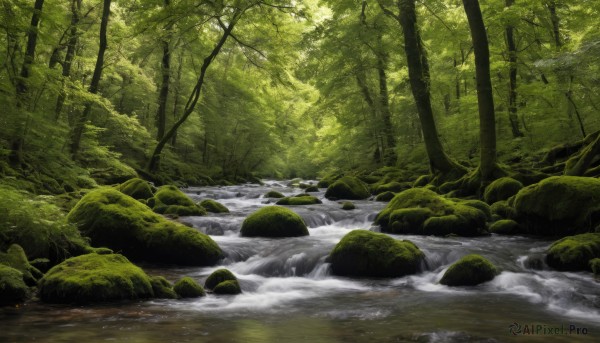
xmin=546 ymin=1 xmax=561 ymax=50
xmin=16 ymin=0 xmax=44 ymax=102
xmin=356 ymin=69 xmax=383 ymax=164
xmin=155 ymin=0 xmax=172 ymax=141
xmin=505 ymin=0 xmax=524 ymax=138
xmin=462 ymin=0 xmax=498 ymax=183
xmin=396 ymin=0 xmax=464 ymax=176
xmin=171 ymin=48 xmax=183 ymax=146
xmin=70 ymin=0 xmax=111 ymax=156
xmin=376 ymin=48 xmax=397 ymax=165
xmin=55 ymin=0 xmax=81 ymax=121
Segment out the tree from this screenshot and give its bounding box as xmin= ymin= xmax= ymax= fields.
xmin=155 ymin=0 xmax=173 ymax=141
xmin=15 ymin=0 xmax=45 ymax=103
xmin=55 ymin=0 xmax=82 ymax=121
xmin=504 ymin=0 xmax=524 ymax=138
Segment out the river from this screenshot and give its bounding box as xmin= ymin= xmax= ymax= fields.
xmin=1 ymin=180 xmax=598 ymax=342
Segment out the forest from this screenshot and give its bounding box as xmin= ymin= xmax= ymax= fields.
xmin=1 ymin=0 xmax=599 ymax=342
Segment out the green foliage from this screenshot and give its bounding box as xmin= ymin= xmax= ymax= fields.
xmin=328 ymin=230 xmax=425 ymax=278
xmin=240 ymin=206 xmax=309 ymax=237
xmin=325 ymin=176 xmax=370 ymax=200
xmin=546 ymin=233 xmax=600 ymax=271
xmin=440 ymin=254 xmax=498 ymax=287
xmin=200 ymin=199 xmax=229 ymax=213
xmin=173 ymin=277 xmax=205 ymax=298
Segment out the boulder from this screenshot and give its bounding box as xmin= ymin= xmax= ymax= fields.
xmin=328 ymin=230 xmax=425 ymax=277
xmin=0 ymin=265 xmax=29 ymax=306
xmin=341 ymin=202 xmax=355 ymax=210
xmin=372 ymin=181 xmax=410 ymax=195
xmin=375 ymin=191 xmax=395 ymax=202
xmin=490 ymin=200 xmax=516 ymax=220
xmin=117 ymin=178 xmax=154 ymax=200
xmin=240 ymin=206 xmax=309 ymax=237
xmin=205 ymin=269 xmax=241 ymax=295
xmin=200 ymin=199 xmax=229 ymax=213
xmin=264 ymin=191 xmax=285 ymax=198
xmin=0 ymin=244 xmax=43 ymax=286
xmin=483 ymin=177 xmax=523 ymax=204
xmin=325 ymin=176 xmax=370 ymax=200
xmin=150 ymin=185 xmax=206 ymax=216
xmin=546 ymin=233 xmax=600 ymax=271
xmin=590 ymin=258 xmax=600 ymax=275
xmin=174 ymin=277 xmax=205 ymax=298
xmin=150 ymin=276 xmax=177 ymax=299
xmin=489 ymin=220 xmax=520 ymax=235
xmin=276 ymin=195 xmax=322 ymax=206
xmin=440 ymin=254 xmax=498 ymax=286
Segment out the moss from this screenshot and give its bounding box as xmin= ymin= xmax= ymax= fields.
xmin=173 ymin=277 xmax=205 ymax=298
xmin=489 ymin=220 xmax=520 ymax=235
xmin=328 ymin=230 xmax=425 ymax=278
xmin=117 ymin=178 xmax=154 ymax=200
xmin=0 ymin=244 xmax=42 ymax=286
xmin=413 ymin=175 xmax=431 ymax=187
xmin=461 ymin=200 xmax=492 ymax=221
xmin=546 ymin=233 xmax=600 ymax=271
xmin=490 ymin=200 xmax=516 ymax=219
xmin=38 ymin=253 xmax=154 ymax=304
xmin=325 ymin=176 xmax=370 ymax=200
xmin=240 ymin=206 xmax=309 ymax=237
xmin=276 ymin=195 xmax=322 ymax=206
xmin=359 ymin=175 xmax=382 ymax=184
xmin=317 ymin=172 xmax=343 ymax=188
xmin=67 ymin=187 xmax=222 ymax=266
xmin=200 ymin=199 xmax=229 ymax=213
xmin=150 ymin=276 xmax=177 ymax=299
xmin=513 ymin=176 xmax=600 ymax=236
xmin=590 ymin=258 xmax=600 ymax=275
xmin=375 ymin=188 xmax=487 ymax=237
xmin=0 ymin=265 xmax=29 ymax=306
xmin=213 ymin=280 xmax=242 ymax=295
xmin=305 ymin=186 xmax=319 ymax=193
xmin=372 ymin=182 xmax=410 ymax=195
xmin=483 ymin=177 xmax=523 ymax=204
xmin=341 ymin=202 xmax=355 ymax=210
xmin=374 ymin=191 xmax=394 ymax=202
xmin=205 ymin=268 xmax=237 ymax=289
xmin=440 ymin=254 xmax=498 ymax=286
xmin=264 ymin=191 xmax=285 ymax=198
xmin=152 ymin=185 xmax=206 ymax=216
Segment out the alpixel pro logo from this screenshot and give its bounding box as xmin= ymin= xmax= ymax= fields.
xmin=509 ymin=322 xmax=589 ymax=336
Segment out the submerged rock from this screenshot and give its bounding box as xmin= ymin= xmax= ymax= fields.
xmin=0 ymin=265 xmax=29 ymax=306
xmin=483 ymin=177 xmax=523 ymax=204
xmin=200 ymin=199 xmax=229 ymax=213
xmin=276 ymin=195 xmax=322 ymax=206
xmin=150 ymin=185 xmax=206 ymax=216
xmin=546 ymin=233 xmax=600 ymax=271
xmin=341 ymin=201 xmax=355 ymax=210
xmin=264 ymin=191 xmax=285 ymax=198
xmin=117 ymin=178 xmax=154 ymax=200
xmin=440 ymin=254 xmax=498 ymax=286
xmin=205 ymin=269 xmax=241 ymax=295
xmin=325 ymin=176 xmax=370 ymax=200
xmin=174 ymin=277 xmax=205 ymax=298
xmin=328 ymin=230 xmax=425 ymax=277
xmin=240 ymin=206 xmax=309 ymax=237
xmin=67 ymin=187 xmax=222 ymax=265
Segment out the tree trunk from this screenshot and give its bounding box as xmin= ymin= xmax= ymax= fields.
xmin=356 ymin=69 xmax=383 ymax=165
xmin=70 ymin=0 xmax=111 ymax=156
xmin=505 ymin=0 xmax=524 ymax=138
xmin=546 ymin=1 xmax=561 ymax=50
xmin=462 ymin=0 xmax=498 ymax=183
xmin=171 ymin=48 xmax=183 ymax=146
xmin=376 ymin=48 xmax=397 ymax=166
xmin=397 ymin=0 xmax=463 ymax=176
xmin=16 ymin=0 xmax=44 ymax=102
xmin=55 ymin=0 xmax=81 ymax=121
xmin=155 ymin=0 xmax=172 ymax=141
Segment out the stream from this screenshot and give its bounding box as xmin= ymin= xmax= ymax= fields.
xmin=1 ymin=180 xmax=598 ymax=342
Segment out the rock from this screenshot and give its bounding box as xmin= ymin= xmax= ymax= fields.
xmin=0 ymin=244 xmax=43 ymax=286
xmin=590 ymin=258 xmax=600 ymax=275
xmin=151 ymin=185 xmax=206 ymax=216
xmin=38 ymin=253 xmax=154 ymax=303
xmin=490 ymin=200 xmax=516 ymax=220
xmin=413 ymin=175 xmax=431 ymax=187
xmin=150 ymin=276 xmax=177 ymax=299
xmin=325 ymin=176 xmax=370 ymax=200
xmin=213 ymin=280 xmax=242 ymax=295
xmin=0 ymin=265 xmax=29 ymax=306
xmin=483 ymin=177 xmax=523 ymax=204
xmin=276 ymin=195 xmax=322 ymax=206
xmin=546 ymin=233 xmax=600 ymax=271
xmin=513 ymin=176 xmax=600 ymax=236
xmin=240 ymin=206 xmax=309 ymax=237
xmin=317 ymin=172 xmax=343 ymax=188
xmin=461 ymin=200 xmax=492 ymax=221
xmin=174 ymin=277 xmax=205 ymax=298
xmin=328 ymin=230 xmax=425 ymax=277
xmin=341 ymin=202 xmax=355 ymax=210
xmin=200 ymin=199 xmax=229 ymax=213
xmin=205 ymin=269 xmax=241 ymax=295
xmin=372 ymin=181 xmax=410 ymax=195
xmin=117 ymin=178 xmax=154 ymax=200
xmin=489 ymin=220 xmax=520 ymax=235
xmin=264 ymin=191 xmax=285 ymax=198
xmin=375 ymin=188 xmax=487 ymax=236
xmin=375 ymin=191 xmax=395 ymax=202
xmin=67 ymin=188 xmax=222 ymax=265
xmin=440 ymin=254 xmax=498 ymax=286
xmin=305 ymin=186 xmax=319 ymax=193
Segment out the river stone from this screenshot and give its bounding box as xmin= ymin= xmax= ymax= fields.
xmin=240 ymin=206 xmax=309 ymax=237
xmin=440 ymin=254 xmax=498 ymax=286
xmin=546 ymin=233 xmax=600 ymax=271
xmin=483 ymin=177 xmax=523 ymax=204
xmin=325 ymin=176 xmax=370 ymax=200
xmin=329 ymin=230 xmax=425 ymax=277
xmin=174 ymin=277 xmax=205 ymax=298
xmin=151 ymin=185 xmax=206 ymax=216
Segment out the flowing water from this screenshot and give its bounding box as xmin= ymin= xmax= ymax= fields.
xmin=1 ymin=180 xmax=599 ymax=342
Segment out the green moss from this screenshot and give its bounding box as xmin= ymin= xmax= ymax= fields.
xmin=375 ymin=188 xmax=487 ymax=237
xmin=205 ymin=268 xmax=237 ymax=289
xmin=276 ymin=195 xmax=322 ymax=206
xmin=0 ymin=265 xmax=29 ymax=306
xmin=305 ymin=186 xmax=319 ymax=193
xmin=264 ymin=191 xmax=285 ymax=198
xmin=67 ymin=187 xmax=222 ymax=266
xmin=173 ymin=277 xmax=205 ymax=298
xmin=117 ymin=178 xmax=154 ymax=200
xmin=513 ymin=176 xmax=600 ymax=236
xmin=200 ymin=199 xmax=229 ymax=213
xmin=590 ymin=258 xmax=600 ymax=275
xmin=461 ymin=200 xmax=492 ymax=221
xmin=150 ymin=276 xmax=177 ymax=299
xmin=372 ymin=182 xmax=409 ymax=195
xmin=240 ymin=206 xmax=309 ymax=237
xmin=375 ymin=191 xmax=395 ymax=202
xmin=490 ymin=200 xmax=516 ymax=219
xmin=213 ymin=280 xmax=242 ymax=295
xmin=151 ymin=185 xmax=206 ymax=216
xmin=489 ymin=220 xmax=520 ymax=235
xmin=0 ymin=244 xmax=42 ymax=286
xmin=413 ymin=175 xmax=431 ymax=187
xmin=483 ymin=177 xmax=523 ymax=204
xmin=38 ymin=253 xmax=154 ymax=304
xmin=317 ymin=172 xmax=343 ymax=188
xmin=341 ymin=202 xmax=355 ymax=210
xmin=325 ymin=176 xmax=370 ymax=200
xmin=440 ymin=254 xmax=498 ymax=286
xmin=546 ymin=233 xmax=600 ymax=271
xmin=328 ymin=230 xmax=425 ymax=277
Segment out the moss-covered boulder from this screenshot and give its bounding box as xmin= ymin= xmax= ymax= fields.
xmin=590 ymin=258 xmax=600 ymax=275
xmin=328 ymin=230 xmax=425 ymax=278
xmin=490 ymin=200 xmax=516 ymax=220
xmin=375 ymin=188 xmax=487 ymax=236
xmin=151 ymin=185 xmax=206 ymax=216
xmin=0 ymin=265 xmax=29 ymax=306
xmin=325 ymin=176 xmax=370 ymax=200
xmin=117 ymin=178 xmax=154 ymax=200
xmin=341 ymin=202 xmax=355 ymax=210
xmin=0 ymin=244 xmax=43 ymax=286
xmin=513 ymin=176 xmax=600 ymax=236
xmin=67 ymin=188 xmax=222 ymax=265
xmin=173 ymin=277 xmax=205 ymax=298
xmin=490 ymin=220 xmax=520 ymax=235
xmin=545 ymin=233 xmax=600 ymax=271
xmin=305 ymin=186 xmax=319 ymax=193
xmin=38 ymin=253 xmax=154 ymax=303
xmin=200 ymin=199 xmax=229 ymax=213
xmin=205 ymin=269 xmax=241 ymax=295
xmin=240 ymin=206 xmax=309 ymax=237
xmin=317 ymin=172 xmax=343 ymax=188
xmin=461 ymin=200 xmax=492 ymax=221
xmin=413 ymin=175 xmax=431 ymax=187
xmin=372 ymin=181 xmax=410 ymax=195
xmin=440 ymin=254 xmax=498 ymax=286
xmin=150 ymin=276 xmax=177 ymax=299
xmin=483 ymin=177 xmax=523 ymax=204
xmin=375 ymin=191 xmax=395 ymax=202
xmin=276 ymin=195 xmax=322 ymax=206
xmin=264 ymin=191 xmax=285 ymax=198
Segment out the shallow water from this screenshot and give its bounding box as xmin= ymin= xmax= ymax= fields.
xmin=1 ymin=180 xmax=599 ymax=342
